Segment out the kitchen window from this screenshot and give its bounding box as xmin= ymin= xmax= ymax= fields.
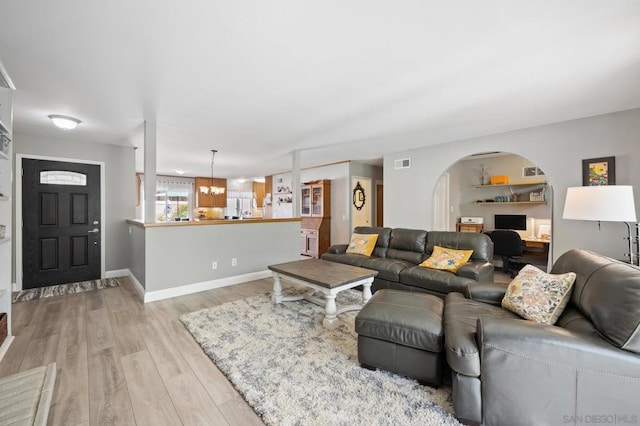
xmin=139 ymin=175 xmax=195 ymax=222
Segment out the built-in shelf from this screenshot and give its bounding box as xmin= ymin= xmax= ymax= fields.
xmin=474 ymin=181 xmax=546 ymax=189
xmin=474 ymin=201 xmax=547 ymax=205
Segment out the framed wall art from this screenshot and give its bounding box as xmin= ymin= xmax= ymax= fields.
xmin=582 ymin=156 xmax=615 ymax=186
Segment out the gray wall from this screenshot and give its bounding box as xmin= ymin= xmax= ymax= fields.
xmin=137 ymin=220 xmax=300 ymax=292
xmin=14 ymin=133 xmax=136 ymax=274
xmin=384 ymin=108 xmax=640 ymax=262
xmin=129 ymin=223 xmax=146 ymax=288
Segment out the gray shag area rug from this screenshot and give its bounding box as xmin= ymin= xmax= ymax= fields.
xmin=180 ymin=289 xmax=460 ymax=426
xmin=13 ymin=277 xmax=121 ymax=303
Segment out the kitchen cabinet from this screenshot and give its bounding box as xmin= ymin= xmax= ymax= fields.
xmin=301 ymin=180 xmax=330 ymax=217
xmin=300 ymin=180 xmax=331 ymax=258
xmin=195 ymin=177 xmax=227 ymax=208
xmin=0 ymin=66 xmax=14 ymax=355
xmin=300 ymin=228 xmax=319 ymax=257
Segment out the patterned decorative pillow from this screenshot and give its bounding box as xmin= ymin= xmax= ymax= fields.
xmin=419 ymin=246 xmax=474 ymax=273
xmin=502 ymin=264 xmax=576 ymax=325
xmin=345 ymin=233 xmax=379 ymax=256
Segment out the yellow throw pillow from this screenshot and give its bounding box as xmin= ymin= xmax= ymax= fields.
xmin=502 ymin=264 xmax=576 ymax=325
xmin=419 ymin=246 xmax=473 ymax=273
xmin=345 ymin=233 xmax=379 ymax=256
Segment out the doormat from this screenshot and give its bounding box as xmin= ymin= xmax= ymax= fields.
xmin=0 ymin=363 xmax=56 ymax=425
xmin=12 ymin=277 xmax=121 ymax=303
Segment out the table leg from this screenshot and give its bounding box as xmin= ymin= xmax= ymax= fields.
xmin=272 ymin=274 xmax=283 ymax=304
xmin=322 ymin=294 xmax=338 ymax=329
xmin=362 ymin=281 xmax=372 ymax=304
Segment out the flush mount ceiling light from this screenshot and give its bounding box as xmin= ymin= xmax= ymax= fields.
xmin=48 ymin=114 xmax=81 ymax=130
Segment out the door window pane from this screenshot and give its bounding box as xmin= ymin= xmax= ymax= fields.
xmin=40 ymin=171 xmax=87 ymax=186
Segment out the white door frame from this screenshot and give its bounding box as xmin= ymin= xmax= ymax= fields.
xmin=15 ymin=154 xmax=106 ymax=290
xmin=432 ymin=172 xmax=450 ymax=231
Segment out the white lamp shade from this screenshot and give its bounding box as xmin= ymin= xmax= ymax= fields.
xmin=563 ymin=185 xmax=637 ymax=222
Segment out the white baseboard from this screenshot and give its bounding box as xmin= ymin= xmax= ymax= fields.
xmin=125 ymin=270 xmax=146 ymax=302
xmin=105 ymin=269 xmax=129 ymax=279
xmin=142 ymin=270 xmax=272 ymax=303
xmin=0 ymin=336 xmax=15 ymax=364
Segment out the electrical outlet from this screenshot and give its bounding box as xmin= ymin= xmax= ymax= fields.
xmin=212 ymin=261 xmax=218 ymax=270
xmin=232 ymin=258 xmax=237 ymax=267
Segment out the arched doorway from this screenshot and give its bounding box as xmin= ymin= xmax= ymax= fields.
xmin=432 ymin=151 xmax=553 ymax=271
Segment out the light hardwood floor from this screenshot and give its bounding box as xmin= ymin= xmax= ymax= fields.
xmin=0 ymin=277 xmax=272 ymax=426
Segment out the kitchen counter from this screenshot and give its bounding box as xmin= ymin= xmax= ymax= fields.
xmin=127 ymin=216 xmax=301 ymax=302
xmin=127 ymin=217 xmax=300 ymax=228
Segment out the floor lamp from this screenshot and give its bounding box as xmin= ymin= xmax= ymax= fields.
xmin=563 ymin=185 xmax=638 ymax=264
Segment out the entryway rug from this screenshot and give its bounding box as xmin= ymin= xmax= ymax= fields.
xmin=12 ymin=277 xmax=121 ymax=303
xmin=180 ymin=289 xmax=460 ymax=426
xmin=0 ymin=362 xmax=56 ymax=425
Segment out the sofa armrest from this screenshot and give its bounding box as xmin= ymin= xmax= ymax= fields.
xmin=456 ymin=261 xmax=494 ymax=282
xmin=464 ymin=282 xmax=508 ymax=305
xmin=477 ymin=318 xmax=640 ymax=425
xmin=326 ymin=244 xmax=348 ymax=254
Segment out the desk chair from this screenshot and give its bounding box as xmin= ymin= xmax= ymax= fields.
xmin=487 ymin=230 xmax=525 ymax=278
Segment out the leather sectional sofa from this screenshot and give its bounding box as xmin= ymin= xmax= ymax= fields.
xmin=445 ymin=249 xmax=640 ymax=424
xmin=321 ymin=226 xmax=494 ymax=297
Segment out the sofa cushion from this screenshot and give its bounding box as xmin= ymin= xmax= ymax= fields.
xmin=444 ymin=292 xmax=519 ymax=377
xmin=345 ymin=233 xmax=378 ymax=256
xmin=426 ymin=231 xmax=493 ymax=262
xmin=400 ymin=266 xmax=476 ymax=295
xmin=359 ymin=257 xmax=416 ymax=282
xmin=552 ymin=249 xmax=640 ymax=354
xmin=320 ymin=252 xmax=369 ymax=267
xmin=385 ymin=228 xmax=427 ymax=264
xmin=420 ymin=246 xmax=474 ymax=273
xmin=501 ymin=264 xmax=576 ymax=325
xmin=354 ymin=226 xmax=392 ymax=258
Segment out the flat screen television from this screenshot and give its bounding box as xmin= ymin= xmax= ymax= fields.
xmin=494 ymin=214 xmax=526 ymax=231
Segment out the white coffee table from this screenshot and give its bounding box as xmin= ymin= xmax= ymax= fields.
xmin=268 ymin=259 xmax=378 ymax=329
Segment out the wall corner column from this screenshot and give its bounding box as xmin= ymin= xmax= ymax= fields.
xmin=143 ymin=121 xmax=157 ymax=223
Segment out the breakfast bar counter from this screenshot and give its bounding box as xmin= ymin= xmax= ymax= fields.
xmin=127 ymin=217 xmax=299 ymax=227
xmin=127 ymin=218 xmax=301 ymax=302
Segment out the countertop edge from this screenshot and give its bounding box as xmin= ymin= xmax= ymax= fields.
xmin=126 ymin=218 xmax=302 ymax=228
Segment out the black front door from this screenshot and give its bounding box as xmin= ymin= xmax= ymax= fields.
xmin=22 ymin=159 xmax=101 ymax=289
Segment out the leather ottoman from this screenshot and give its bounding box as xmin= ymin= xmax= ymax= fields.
xmin=354 ymin=289 xmax=444 ymax=386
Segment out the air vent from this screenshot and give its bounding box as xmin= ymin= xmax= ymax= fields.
xmin=394 ymin=158 xmax=411 ymax=169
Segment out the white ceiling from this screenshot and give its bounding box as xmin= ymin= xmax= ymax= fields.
xmin=1 ymin=1 xmax=639 ymax=179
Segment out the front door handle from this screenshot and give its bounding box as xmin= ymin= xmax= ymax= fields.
xmin=88 ymin=228 xmax=100 ymax=233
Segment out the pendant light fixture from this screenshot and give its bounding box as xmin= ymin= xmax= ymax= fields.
xmin=199 ymin=149 xmax=225 ymax=196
